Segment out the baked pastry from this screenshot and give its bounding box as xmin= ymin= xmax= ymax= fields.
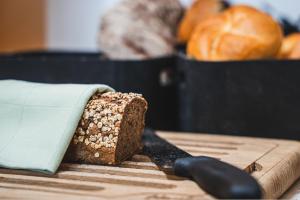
xmin=290 ymin=43 xmax=300 ymax=59
xmin=187 ymin=5 xmax=283 ymax=61
xmin=177 ymin=0 xmax=226 ymax=43
xmin=98 ymin=0 xmax=183 ymax=60
xmin=278 ymin=33 xmax=300 ymax=59
xmin=65 ymin=92 xmax=148 ymax=165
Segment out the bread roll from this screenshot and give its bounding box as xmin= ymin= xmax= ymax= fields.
xmin=65 ymin=92 xmax=148 ymax=165
xmin=278 ymin=33 xmax=300 ymax=59
xmin=290 ymin=43 xmax=300 ymax=59
xmin=187 ymin=5 xmax=283 ymax=61
xmin=177 ymin=0 xmax=225 ymax=43
xmin=98 ymin=0 xmax=183 ymax=60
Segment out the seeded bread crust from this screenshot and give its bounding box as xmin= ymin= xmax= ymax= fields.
xmin=65 ymin=92 xmax=148 ymax=165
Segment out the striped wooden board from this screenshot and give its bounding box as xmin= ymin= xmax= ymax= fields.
xmin=1 ymin=131 xmax=300 ymax=200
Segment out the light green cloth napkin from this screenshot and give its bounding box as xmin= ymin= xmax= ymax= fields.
xmin=0 ymin=80 xmax=114 ymax=174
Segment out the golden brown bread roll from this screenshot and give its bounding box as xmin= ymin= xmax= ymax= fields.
xmin=278 ymin=33 xmax=300 ymax=59
xmin=290 ymin=43 xmax=300 ymax=59
xmin=187 ymin=5 xmax=283 ymax=61
xmin=177 ymin=0 xmax=225 ymax=43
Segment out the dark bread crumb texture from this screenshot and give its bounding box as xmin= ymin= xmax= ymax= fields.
xmin=65 ymin=92 xmax=148 ymax=165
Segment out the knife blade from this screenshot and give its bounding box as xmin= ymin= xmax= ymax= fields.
xmin=142 ymin=129 xmax=262 ymax=199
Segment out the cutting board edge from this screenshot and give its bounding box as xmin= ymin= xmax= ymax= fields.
xmin=253 ymin=142 xmax=300 ymax=199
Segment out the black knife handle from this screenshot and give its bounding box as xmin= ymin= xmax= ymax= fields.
xmin=174 ymin=156 xmax=262 ymax=199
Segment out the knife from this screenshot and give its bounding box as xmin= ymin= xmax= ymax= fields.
xmin=142 ymin=129 xmax=262 ymax=199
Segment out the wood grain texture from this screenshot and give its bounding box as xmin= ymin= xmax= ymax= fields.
xmin=0 ymin=131 xmax=300 ymax=200
xmin=281 ymin=178 xmax=300 ymax=199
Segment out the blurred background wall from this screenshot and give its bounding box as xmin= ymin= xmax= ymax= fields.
xmin=0 ymin=0 xmax=299 ymax=52
xmin=46 ymin=0 xmax=119 ymax=51
xmin=0 ymin=0 xmax=45 ymax=52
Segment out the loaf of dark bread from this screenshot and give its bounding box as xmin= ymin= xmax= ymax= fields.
xmin=65 ymin=92 xmax=148 ymax=165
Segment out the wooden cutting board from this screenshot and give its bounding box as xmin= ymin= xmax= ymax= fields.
xmin=1 ymin=131 xmax=300 ymax=200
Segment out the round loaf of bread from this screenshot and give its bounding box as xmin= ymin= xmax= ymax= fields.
xmin=290 ymin=43 xmax=300 ymax=59
xmin=278 ymin=33 xmax=300 ymax=59
xmin=177 ymin=0 xmax=225 ymax=43
xmin=98 ymin=0 xmax=183 ymax=60
xmin=187 ymin=5 xmax=283 ymax=61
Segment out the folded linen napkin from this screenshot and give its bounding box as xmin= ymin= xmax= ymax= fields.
xmin=0 ymin=80 xmax=114 ymax=174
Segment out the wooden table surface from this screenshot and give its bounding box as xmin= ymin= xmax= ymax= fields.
xmin=1 ymin=131 xmax=300 ymax=200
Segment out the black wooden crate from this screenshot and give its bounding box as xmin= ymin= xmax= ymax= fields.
xmin=0 ymin=51 xmax=179 ymax=131
xmin=2 ymin=51 xmax=300 ymax=139
xmin=177 ymin=54 xmax=300 ymax=139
